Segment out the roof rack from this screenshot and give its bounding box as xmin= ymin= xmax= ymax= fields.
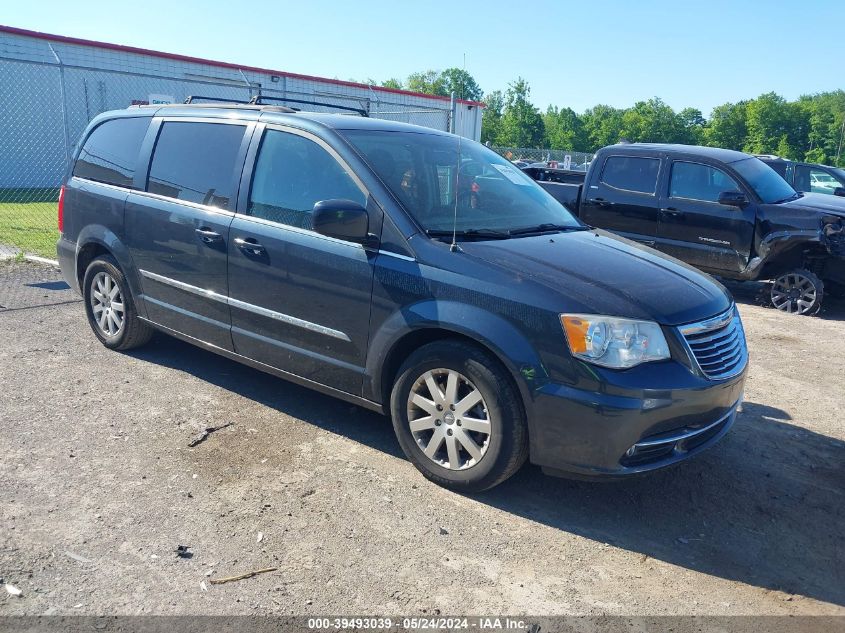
xmin=248 ymin=95 xmax=369 ymax=117
xmin=184 ymin=95 xmax=252 ymax=105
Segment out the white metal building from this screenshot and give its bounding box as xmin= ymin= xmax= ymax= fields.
xmin=0 ymin=25 xmax=484 ymax=188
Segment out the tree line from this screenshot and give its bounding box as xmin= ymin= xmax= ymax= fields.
xmin=366 ymin=69 xmax=845 ymax=166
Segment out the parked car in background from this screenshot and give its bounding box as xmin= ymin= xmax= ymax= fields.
xmin=57 ymin=106 xmax=747 ymax=490
xmin=756 ymin=155 xmax=845 ymax=197
xmin=532 ymin=144 xmax=845 ymax=315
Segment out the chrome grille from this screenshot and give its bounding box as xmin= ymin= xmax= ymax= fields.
xmin=679 ymin=307 xmax=747 ymax=380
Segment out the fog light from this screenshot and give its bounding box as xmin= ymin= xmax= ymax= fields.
xmin=625 ymin=445 xmax=637 ymax=457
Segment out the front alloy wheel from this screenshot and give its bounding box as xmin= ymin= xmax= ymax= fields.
xmin=407 ymin=368 xmax=492 ymax=471
xmin=770 ymin=269 xmax=824 ymax=315
xmin=390 ymin=340 xmax=528 ymax=492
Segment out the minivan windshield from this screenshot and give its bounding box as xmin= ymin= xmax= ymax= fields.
xmin=731 ymin=157 xmax=798 ymax=204
xmin=342 ymin=130 xmax=582 ymax=237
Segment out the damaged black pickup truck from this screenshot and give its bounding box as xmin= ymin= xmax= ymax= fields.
xmin=534 ymin=144 xmax=845 ymax=314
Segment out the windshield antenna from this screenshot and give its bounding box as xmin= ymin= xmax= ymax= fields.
xmin=450 ymin=54 xmax=467 ymax=253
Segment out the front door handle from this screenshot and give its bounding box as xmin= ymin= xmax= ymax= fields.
xmin=661 ymin=207 xmax=682 ymax=215
xmin=234 ymin=237 xmax=266 ymax=255
xmin=195 ymin=227 xmax=222 ymax=243
xmin=588 ymin=197 xmax=614 ymax=208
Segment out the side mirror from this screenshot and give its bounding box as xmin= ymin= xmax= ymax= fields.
xmin=718 ymin=191 xmax=747 ymax=207
xmin=312 ymin=199 xmax=371 ymax=243
xmin=834 ymin=187 xmax=845 ymax=197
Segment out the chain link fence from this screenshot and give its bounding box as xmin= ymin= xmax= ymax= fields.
xmin=491 ymin=146 xmax=594 ymax=171
xmin=0 ymin=46 xmax=454 ymax=259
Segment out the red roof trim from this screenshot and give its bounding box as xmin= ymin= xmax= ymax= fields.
xmin=0 ymin=24 xmax=485 ymax=107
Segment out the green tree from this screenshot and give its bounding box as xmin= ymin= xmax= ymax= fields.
xmin=497 ymin=78 xmax=546 ymax=147
xmin=439 ymin=68 xmax=483 ymax=102
xmin=380 ymin=78 xmax=404 ymax=90
xmin=704 ymin=101 xmax=748 ymax=150
xmin=480 ymin=90 xmax=504 ymax=145
xmin=619 ymin=97 xmax=688 ymax=144
xmin=544 ymin=106 xmax=587 ymax=151
xmin=582 ymin=104 xmax=625 ymax=150
xmin=679 ymin=108 xmax=707 ymax=145
xmin=799 ymin=91 xmax=845 ymax=165
xmin=743 ymin=92 xmax=808 ymax=158
xmin=406 ymin=70 xmax=448 ymax=97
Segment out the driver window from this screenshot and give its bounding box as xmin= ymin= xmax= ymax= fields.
xmin=248 ymin=130 xmax=366 ymax=229
xmin=670 ymin=162 xmax=741 ymax=204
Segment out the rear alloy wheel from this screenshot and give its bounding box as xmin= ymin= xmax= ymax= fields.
xmin=770 ymin=269 xmax=824 ymax=315
xmin=83 ymin=256 xmax=154 ymax=350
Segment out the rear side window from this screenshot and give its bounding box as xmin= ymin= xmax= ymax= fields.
xmin=248 ymin=129 xmax=366 ymax=230
xmin=600 ymin=156 xmax=660 ymax=194
xmin=73 ymin=117 xmax=149 ymax=188
xmin=147 ymin=122 xmax=246 ymax=208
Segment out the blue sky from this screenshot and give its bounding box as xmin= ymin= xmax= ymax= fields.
xmin=5 ymin=0 xmax=844 ymax=115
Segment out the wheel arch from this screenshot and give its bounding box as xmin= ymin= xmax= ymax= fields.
xmin=367 ymin=301 xmax=550 ymax=420
xmin=75 ymin=226 xmax=145 ymax=314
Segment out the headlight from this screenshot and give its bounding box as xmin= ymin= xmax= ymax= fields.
xmin=560 ymin=314 xmax=670 ymax=369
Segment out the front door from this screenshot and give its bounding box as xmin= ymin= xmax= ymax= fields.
xmin=227 ymin=125 xmax=376 ymax=395
xmin=125 ymin=118 xmax=252 ymax=350
xmin=655 ymin=160 xmax=754 ymax=274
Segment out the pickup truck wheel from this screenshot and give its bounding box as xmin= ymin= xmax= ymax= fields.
xmin=770 ymin=269 xmax=824 ymax=315
xmin=390 ymin=341 xmax=528 ymax=492
xmin=83 ymin=256 xmax=154 ymax=350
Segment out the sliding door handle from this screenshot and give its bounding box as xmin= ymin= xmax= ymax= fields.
xmin=234 ymin=237 xmax=266 ymax=255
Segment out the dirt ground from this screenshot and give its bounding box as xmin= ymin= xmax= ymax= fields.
xmin=0 ymin=261 xmax=843 ymax=616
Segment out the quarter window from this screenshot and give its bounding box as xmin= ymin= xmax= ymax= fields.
xmin=147 ymin=122 xmax=246 ymax=208
xmin=600 ymin=156 xmax=660 ymax=194
xmin=73 ymin=117 xmax=150 ymax=188
xmin=670 ymin=162 xmax=741 ymax=203
xmin=248 ymin=130 xmax=366 ymax=230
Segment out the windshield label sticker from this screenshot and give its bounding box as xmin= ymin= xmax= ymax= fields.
xmin=493 ymin=164 xmax=530 ymax=185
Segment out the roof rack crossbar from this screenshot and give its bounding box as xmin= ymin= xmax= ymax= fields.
xmin=184 ymin=95 xmax=253 ymax=105
xmin=249 ymin=95 xmax=368 ymax=117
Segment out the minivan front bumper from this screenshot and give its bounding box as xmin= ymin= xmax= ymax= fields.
xmin=527 ymin=366 xmax=746 ymax=478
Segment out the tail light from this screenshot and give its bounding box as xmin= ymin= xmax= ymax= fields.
xmin=57 ymin=185 xmax=66 ymax=233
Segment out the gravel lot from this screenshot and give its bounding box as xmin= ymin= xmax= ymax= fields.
xmin=0 ymin=260 xmax=843 ymax=616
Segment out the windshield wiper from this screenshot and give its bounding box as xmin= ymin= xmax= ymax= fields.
xmin=772 ymin=192 xmax=803 ymax=204
xmin=426 ymin=228 xmax=511 ymax=240
xmin=507 ymin=223 xmax=589 ymax=236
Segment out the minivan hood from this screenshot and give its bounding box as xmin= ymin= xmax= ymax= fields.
xmin=459 ymin=230 xmax=732 ymax=326
xmin=779 ymin=192 xmax=845 ymax=218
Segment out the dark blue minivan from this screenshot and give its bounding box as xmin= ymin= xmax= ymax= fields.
xmin=57 ymin=103 xmax=747 ymax=490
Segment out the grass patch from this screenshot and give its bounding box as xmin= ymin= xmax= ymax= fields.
xmin=0 ymin=188 xmax=60 ymax=259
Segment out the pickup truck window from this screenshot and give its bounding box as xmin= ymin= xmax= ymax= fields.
xmin=599 ymin=156 xmax=660 ymax=195
xmin=343 ymin=130 xmax=581 ymax=234
xmin=670 ymin=162 xmax=741 ymax=203
xmin=731 ymin=158 xmax=796 ymax=204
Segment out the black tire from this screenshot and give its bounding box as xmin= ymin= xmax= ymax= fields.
xmin=770 ymin=269 xmax=824 ymax=315
xmin=389 ymin=340 xmax=528 ymax=492
xmin=82 ymin=255 xmax=153 ymax=350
